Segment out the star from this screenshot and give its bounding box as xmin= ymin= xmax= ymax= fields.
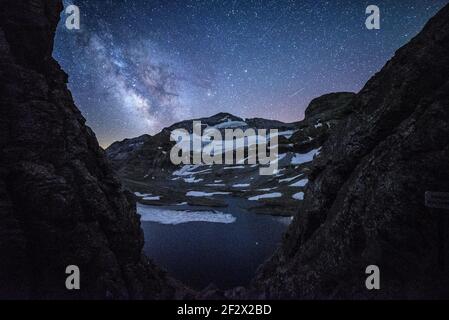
xmin=53 ymin=0 xmax=449 ymax=148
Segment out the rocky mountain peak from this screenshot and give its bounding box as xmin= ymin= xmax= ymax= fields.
xmin=303 ymin=92 xmax=355 ymax=122
xmin=207 ymin=112 xmax=244 ymax=123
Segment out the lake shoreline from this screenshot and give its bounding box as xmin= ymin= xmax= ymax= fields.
xmin=139 ymin=197 xmax=291 ymax=290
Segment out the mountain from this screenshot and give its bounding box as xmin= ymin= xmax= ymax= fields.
xmin=244 ymin=3 xmax=449 ymax=299
xmin=106 ymin=134 xmax=152 ymax=168
xmin=0 ymin=0 xmax=186 ymax=299
xmin=106 ymin=93 xmax=355 ymax=216
xmin=3 ymin=0 xmax=447 ymax=301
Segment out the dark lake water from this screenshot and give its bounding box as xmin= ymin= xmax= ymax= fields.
xmin=139 ymin=198 xmax=291 ymax=290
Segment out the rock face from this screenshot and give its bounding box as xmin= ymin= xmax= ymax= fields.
xmin=106 ymin=134 xmax=153 ymax=171
xmin=0 ymin=0 xmax=181 ymax=299
xmin=289 ymin=92 xmax=355 ymax=153
xmin=251 ymin=4 xmax=449 ymax=299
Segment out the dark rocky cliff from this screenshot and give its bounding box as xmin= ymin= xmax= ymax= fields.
xmin=250 ymin=4 xmax=449 ymax=299
xmin=0 ymin=0 xmax=182 ymax=299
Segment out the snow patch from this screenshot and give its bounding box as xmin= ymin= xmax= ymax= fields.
xmin=279 ymin=174 xmax=303 ymax=183
xmin=277 ymin=130 xmax=296 ymax=139
xmin=292 ymin=192 xmax=304 ymax=200
xmin=134 ymin=192 xmax=151 ymax=197
xmin=291 ymin=148 xmax=320 ymax=165
xmin=214 ymin=120 xmax=248 ymax=129
xmin=274 ymin=153 xmax=287 ymax=163
xmin=290 ymin=179 xmax=309 ymax=187
xmin=186 ymin=191 xmax=231 ymax=197
xmin=138 ymin=205 xmax=236 ymax=225
xmin=142 ymin=196 xmax=161 ymax=201
xmin=224 ymin=166 xmax=245 ymax=170
xmin=233 ymin=183 xmax=250 ymax=188
xmin=248 ymin=192 xmax=282 ymax=201
xmin=184 ymin=177 xmax=204 ymax=183
xmin=172 ymin=165 xmax=211 ymax=176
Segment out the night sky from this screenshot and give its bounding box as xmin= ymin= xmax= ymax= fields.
xmin=54 ymin=0 xmax=448 ymax=148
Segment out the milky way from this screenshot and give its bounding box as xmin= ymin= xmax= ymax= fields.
xmin=54 ymin=0 xmax=448 ymax=147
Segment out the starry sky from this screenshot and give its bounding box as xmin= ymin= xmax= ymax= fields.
xmin=54 ymin=0 xmax=448 ymax=148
